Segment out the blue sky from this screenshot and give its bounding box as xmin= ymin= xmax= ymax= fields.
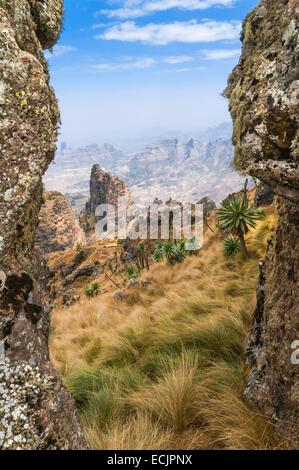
xmin=47 ymin=0 xmax=259 ymax=149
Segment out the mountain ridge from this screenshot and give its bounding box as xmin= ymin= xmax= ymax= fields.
xmin=44 ymin=133 xmax=246 ymax=213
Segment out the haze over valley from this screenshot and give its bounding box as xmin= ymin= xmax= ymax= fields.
xmin=44 ymin=123 xmax=246 ymax=213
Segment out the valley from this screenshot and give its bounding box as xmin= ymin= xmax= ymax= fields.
xmin=44 ymin=129 xmax=247 ymax=215
xmin=48 ymin=190 xmax=280 ymax=450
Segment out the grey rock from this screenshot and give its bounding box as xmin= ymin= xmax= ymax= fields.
xmin=254 ymin=184 xmax=275 ymax=207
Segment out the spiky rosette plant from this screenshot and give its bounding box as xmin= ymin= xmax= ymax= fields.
xmin=161 ymin=241 xmax=178 ymax=265
xmin=152 ymin=243 xmax=165 ymax=263
xmin=223 ymin=235 xmax=241 ymax=258
xmin=173 ymin=242 xmax=188 ymax=262
xmin=152 ymin=241 xmax=188 ymax=264
xmin=218 ymin=196 xmax=264 ymax=259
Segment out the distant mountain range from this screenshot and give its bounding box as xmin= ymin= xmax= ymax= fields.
xmin=44 ymin=124 xmax=247 ymax=213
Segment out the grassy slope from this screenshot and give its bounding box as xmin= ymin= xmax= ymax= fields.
xmin=50 ymin=208 xmax=282 ymax=450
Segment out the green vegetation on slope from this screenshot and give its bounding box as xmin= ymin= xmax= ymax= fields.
xmin=50 ymin=210 xmax=283 ymax=450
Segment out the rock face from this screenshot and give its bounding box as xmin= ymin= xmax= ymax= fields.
xmin=226 ymin=0 xmax=299 ymax=203
xmin=86 ymin=164 xmax=130 ymax=215
xmin=122 ymin=137 xmax=244 ymax=206
xmin=44 ymin=143 xmax=126 ymax=214
xmin=197 ymin=196 xmax=217 ymax=216
xmin=36 ymin=192 xmax=86 ymax=255
xmin=0 ymin=1 xmax=86 ymax=449
xmin=254 ymin=183 xmax=275 ymax=207
xmin=81 ymin=164 xmax=131 ymax=235
xmin=226 ymin=0 xmax=299 ymax=448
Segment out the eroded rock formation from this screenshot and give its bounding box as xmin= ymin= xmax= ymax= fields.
xmin=0 ymin=1 xmax=85 ymax=449
xmin=80 ymin=164 xmax=131 ymax=234
xmin=226 ymin=0 xmax=299 ymax=448
xmin=86 ymin=164 xmax=130 ymax=215
xmin=36 ymin=191 xmax=86 ymax=255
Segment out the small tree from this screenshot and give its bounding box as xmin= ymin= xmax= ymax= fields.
xmin=218 ymin=196 xmax=264 ymax=259
xmin=161 ymin=241 xmax=178 ymax=265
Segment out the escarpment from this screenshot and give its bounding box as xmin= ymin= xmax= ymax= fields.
xmin=226 ymin=0 xmax=299 ymax=447
xmin=0 ymin=1 xmax=85 ymax=449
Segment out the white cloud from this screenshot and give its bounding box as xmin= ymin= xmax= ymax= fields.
xmin=202 ymin=48 xmax=241 ymax=59
xmin=92 ymin=57 xmax=156 ymax=71
xmin=160 ymin=66 xmax=207 ymax=73
xmin=45 ymin=45 xmax=77 ymax=58
xmin=91 ymin=55 xmax=203 ymax=72
xmin=162 ymin=55 xmax=193 ymax=64
xmin=100 ymin=0 xmax=234 ymax=19
xmin=97 ymin=20 xmax=241 ymax=45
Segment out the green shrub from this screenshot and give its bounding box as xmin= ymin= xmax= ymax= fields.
xmin=84 ymin=282 xmax=100 ymax=298
xmin=218 ymin=196 xmax=265 ymax=259
xmin=173 ymin=242 xmax=188 ymax=263
xmin=127 ymin=266 xmax=139 ymax=280
xmin=75 ymin=249 xmax=87 ymax=264
xmin=152 ymin=243 xmax=165 ymax=263
xmin=152 ymin=241 xmax=188 ymax=265
xmin=223 ymin=236 xmax=241 ymax=257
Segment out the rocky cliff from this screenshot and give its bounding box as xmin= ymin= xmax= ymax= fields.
xmin=36 ymin=192 xmax=86 ymax=255
xmin=0 ymin=1 xmax=85 ymax=449
xmin=226 ymin=0 xmax=299 ymax=448
xmin=86 ymin=164 xmax=130 ymax=215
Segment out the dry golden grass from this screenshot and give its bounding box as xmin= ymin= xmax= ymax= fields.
xmin=47 ymin=240 xmax=126 ymax=307
xmin=127 ymin=353 xmax=202 ymax=432
xmin=84 ymin=412 xmax=174 ymax=450
xmin=50 ymin=208 xmax=281 ymax=450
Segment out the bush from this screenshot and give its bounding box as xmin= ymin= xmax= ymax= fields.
xmin=84 ymin=282 xmax=100 ymax=298
xmin=127 ymin=266 xmax=139 ymax=280
xmin=173 ymin=242 xmax=188 ymax=263
xmin=75 ymin=249 xmax=87 ymax=264
xmin=223 ymin=236 xmax=241 ymax=257
xmin=152 ymin=241 xmax=188 ymax=265
xmin=218 ymin=196 xmax=265 ymax=259
xmin=152 ymin=243 xmax=165 ymax=263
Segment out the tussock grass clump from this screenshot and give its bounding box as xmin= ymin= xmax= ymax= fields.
xmin=127 ymin=354 xmax=202 ymax=432
xmin=85 ymin=412 xmax=174 ymax=450
xmin=50 ymin=208 xmax=282 ymax=450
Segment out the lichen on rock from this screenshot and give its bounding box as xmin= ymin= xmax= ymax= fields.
xmin=225 ymin=0 xmax=299 ymax=203
xmin=0 ymin=1 xmax=86 ymax=449
xmin=0 ymin=358 xmax=51 ymax=450
xmin=227 ymin=0 xmax=299 ymax=448
xmin=36 ymin=191 xmax=86 ymax=255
